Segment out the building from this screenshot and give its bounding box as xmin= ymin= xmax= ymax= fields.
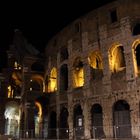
xmin=0 ymin=0 xmax=140 ymax=139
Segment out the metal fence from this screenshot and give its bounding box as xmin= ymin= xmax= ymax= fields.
xmin=6 ymin=125 xmax=140 ymax=139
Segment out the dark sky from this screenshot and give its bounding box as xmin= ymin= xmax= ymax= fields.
xmin=0 ymin=0 xmax=115 ymax=69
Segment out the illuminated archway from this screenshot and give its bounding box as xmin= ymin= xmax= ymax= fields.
xmin=30 ymin=75 xmax=44 ymax=92
xmin=4 ymin=102 xmax=20 ymax=137
xmin=48 ymin=67 xmax=57 ymax=93
xmin=88 ymin=51 xmax=103 ymax=79
xmin=88 ymin=51 xmax=103 ymax=69
xmin=34 ymin=101 xmax=42 ymax=137
xmin=109 ymin=44 xmax=126 ymax=73
xmin=73 ymin=57 xmax=84 ymax=88
xmin=132 ymin=39 xmax=140 ymax=77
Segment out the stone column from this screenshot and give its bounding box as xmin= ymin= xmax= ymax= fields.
xmin=67 ymin=92 xmax=74 ymax=140
xmin=82 ymin=32 xmax=90 ymax=85
xmin=56 ymin=95 xmax=60 ymax=139
xmin=25 ymin=102 xmax=35 ymax=138
xmin=56 ymin=50 xmax=60 ymax=139
xmin=129 ymin=97 xmax=140 ymax=138
xmin=68 ymin=104 xmax=74 ymax=140
xmin=67 ymin=39 xmax=73 ymax=92
xmin=102 ymin=98 xmax=113 ymax=138
xmin=82 ymin=32 xmax=92 ymax=97
xmin=120 ymin=17 xmax=137 ymax=90
xmin=99 ymin=25 xmax=111 ymax=95
xmin=83 ymin=100 xmax=91 ymax=139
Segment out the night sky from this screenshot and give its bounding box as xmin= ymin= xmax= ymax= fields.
xmin=0 ymin=0 xmax=115 ymax=69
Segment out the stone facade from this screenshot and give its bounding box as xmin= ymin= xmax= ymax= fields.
xmin=0 ymin=0 xmax=140 ymax=139
xmin=44 ymin=0 xmax=140 ymax=139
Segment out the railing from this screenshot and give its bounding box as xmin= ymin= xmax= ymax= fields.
xmin=4 ymin=125 xmax=140 ymax=139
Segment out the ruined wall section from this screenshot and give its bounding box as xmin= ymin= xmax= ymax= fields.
xmin=44 ymin=1 xmax=140 ymax=138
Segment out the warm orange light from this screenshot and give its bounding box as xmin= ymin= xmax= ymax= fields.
xmin=35 ymin=102 xmax=42 ymax=117
xmin=109 ymin=44 xmax=125 ymax=72
xmin=48 ymin=67 xmax=57 ymax=92
xmin=132 ymin=39 xmax=140 ymax=77
xmin=8 ymin=85 xmax=13 ymax=98
xmin=88 ymin=51 xmax=103 ymax=69
xmin=73 ymin=68 xmax=84 ymax=88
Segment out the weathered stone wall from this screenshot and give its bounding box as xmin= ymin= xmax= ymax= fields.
xmin=45 ymin=0 xmax=140 ymax=139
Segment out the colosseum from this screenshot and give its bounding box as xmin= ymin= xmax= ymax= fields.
xmin=0 ymin=0 xmax=140 ymax=139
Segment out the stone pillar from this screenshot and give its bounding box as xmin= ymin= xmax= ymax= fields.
xmin=83 ymin=100 xmax=91 ymax=139
xmin=129 ymin=97 xmax=140 ymax=138
xmin=123 ymin=40 xmax=137 ymax=91
xmin=67 ymin=93 xmax=74 ymax=140
xmin=99 ymin=25 xmax=111 ymax=95
xmin=56 ymin=50 xmax=60 ymax=139
xmin=25 ymin=102 xmax=35 ymax=138
xmin=68 ymin=108 xmax=74 ymax=140
xmin=67 ymin=39 xmax=73 ymax=92
xmin=120 ymin=17 xmax=137 ymax=90
xmin=56 ymin=95 xmax=60 ymax=139
xmin=102 ymin=98 xmax=113 ymax=138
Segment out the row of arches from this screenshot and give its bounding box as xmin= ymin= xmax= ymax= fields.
xmin=4 ymin=100 xmax=133 ymax=139
xmin=4 ymin=100 xmax=46 ymax=138
xmin=49 ymin=100 xmax=131 ymax=139
xmin=45 ymin=40 xmax=140 ymax=93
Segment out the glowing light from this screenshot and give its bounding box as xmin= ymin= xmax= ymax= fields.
xmin=14 ymin=61 xmax=22 ymax=70
xmin=8 ymin=85 xmax=13 ymax=98
xmin=14 ymin=61 xmax=18 ymax=69
xmin=4 ymin=102 xmax=20 ymax=136
xmin=35 ymin=102 xmax=42 ymax=117
xmin=109 ymin=44 xmax=125 ymax=72
xmin=73 ymin=60 xmax=84 ymax=88
xmin=35 ymin=102 xmax=42 ymax=137
xmin=88 ymin=51 xmax=103 ymax=69
xmin=48 ymin=67 xmax=57 ymax=92
xmin=132 ymin=39 xmax=140 ymax=77
xmin=30 ymin=87 xmax=32 ymax=91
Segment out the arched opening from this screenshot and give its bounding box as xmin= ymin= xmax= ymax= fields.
xmin=30 ymin=75 xmax=44 ymax=92
xmin=30 ymin=80 xmax=41 ymax=91
xmin=59 ymin=107 xmax=69 ymax=139
xmin=88 ymin=51 xmax=103 ymax=80
xmin=91 ymin=104 xmax=104 ymax=139
xmin=60 ymin=47 xmax=68 ymax=62
xmin=109 ymin=45 xmax=126 ymax=73
xmin=133 ymin=23 xmax=140 ymax=36
xmin=73 ymin=58 xmax=84 ymax=88
xmin=48 ymin=111 xmax=57 ymax=139
xmin=134 ymin=44 xmax=140 ymax=76
xmin=11 ymin=70 xmax=22 ymax=98
xmin=34 ymin=101 xmax=42 ymax=138
xmin=48 ymin=67 xmax=57 ymax=93
xmin=113 ymin=100 xmax=132 ymax=138
xmin=4 ymin=102 xmax=20 ymax=137
xmin=35 ymin=96 xmax=49 ymax=138
xmin=60 ymin=64 xmax=68 ymax=92
xmin=73 ymin=105 xmax=84 ymax=139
